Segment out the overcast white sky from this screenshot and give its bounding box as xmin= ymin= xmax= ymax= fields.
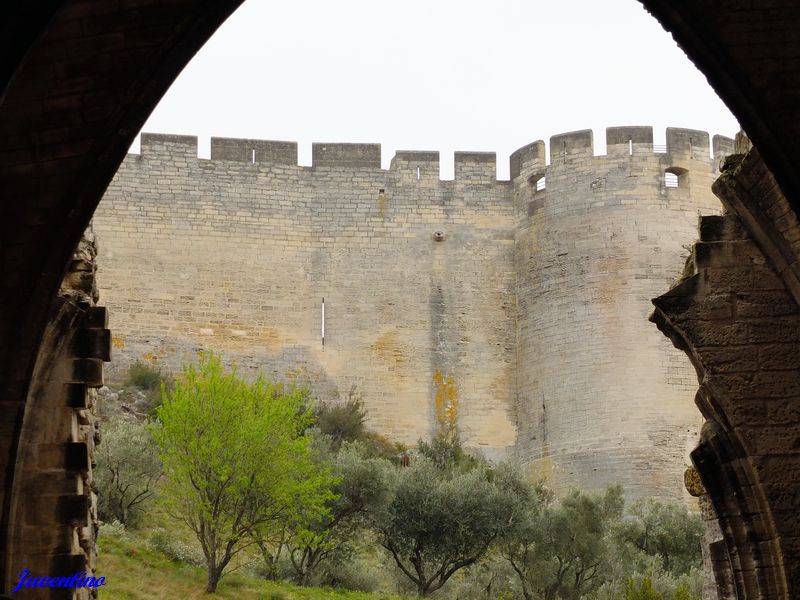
xmin=139 ymin=0 xmax=739 ymax=179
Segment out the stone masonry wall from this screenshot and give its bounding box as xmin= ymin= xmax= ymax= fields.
xmin=94 ymin=134 xmax=517 ymax=456
xmin=94 ymin=127 xmax=730 ymax=493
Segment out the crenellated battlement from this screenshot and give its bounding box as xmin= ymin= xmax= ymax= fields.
xmin=312 ymin=143 xmax=381 ymax=168
xmin=210 ymin=137 xmax=297 ymax=164
xmin=134 ymin=128 xmax=734 ymax=185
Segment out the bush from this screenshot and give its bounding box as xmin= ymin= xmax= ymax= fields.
xmin=127 ymin=360 xmax=165 ymax=390
xmin=98 ymin=520 xmax=128 ymax=540
xmin=359 ymin=431 xmax=407 ymax=462
xmin=125 ymin=360 xmax=174 ymax=416
xmin=314 ymin=387 xmax=366 ymax=450
xmin=624 ymin=576 xmax=663 ymax=600
xmin=441 ymin=552 xmax=519 ymax=600
xmin=316 ymin=551 xmax=382 ymax=593
xmin=417 ymin=429 xmax=483 ymax=472
xmin=147 ymin=528 xmax=205 ymax=567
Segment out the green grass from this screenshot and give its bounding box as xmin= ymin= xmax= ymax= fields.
xmin=97 ymin=530 xmax=406 ymax=600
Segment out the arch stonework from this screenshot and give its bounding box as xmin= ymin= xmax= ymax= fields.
xmin=0 ymin=1 xmax=245 ymax=592
xmin=0 ymin=1 xmax=799 ymax=598
xmin=652 ymin=146 xmax=800 ymax=598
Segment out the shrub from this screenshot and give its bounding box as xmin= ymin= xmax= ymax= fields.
xmin=147 ymin=528 xmax=205 ymax=567
xmin=314 ymin=386 xmax=367 ymax=450
xmin=624 ymin=576 xmax=663 ymax=600
xmin=98 ymin=520 xmax=128 ymax=540
xmin=126 ymin=360 xmax=164 ymax=390
xmin=125 ymin=360 xmax=174 ymax=416
xmin=417 ymin=429 xmax=483 ymax=472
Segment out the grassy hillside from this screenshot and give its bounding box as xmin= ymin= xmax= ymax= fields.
xmin=97 ymin=530 xmax=406 ymax=600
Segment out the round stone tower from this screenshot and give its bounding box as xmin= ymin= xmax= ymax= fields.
xmin=511 ymin=126 xmax=732 ymax=499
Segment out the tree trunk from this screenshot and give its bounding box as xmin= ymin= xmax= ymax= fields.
xmin=206 ymin=565 xmax=222 ymax=593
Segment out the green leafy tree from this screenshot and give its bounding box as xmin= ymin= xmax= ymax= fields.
xmin=614 ymin=498 xmax=703 ymax=575
xmin=95 ymin=416 xmax=162 ymax=527
xmin=286 ymin=443 xmax=395 ymax=585
xmin=502 ymin=486 xmax=624 ymax=600
xmin=378 ymin=459 xmax=532 ymax=596
xmin=152 ymin=353 xmax=335 ymax=593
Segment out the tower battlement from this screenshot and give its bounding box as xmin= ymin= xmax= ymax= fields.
xmin=135 ymin=127 xmax=735 ymax=188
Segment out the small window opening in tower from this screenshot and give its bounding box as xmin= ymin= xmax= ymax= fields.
xmin=664 ymin=166 xmax=687 ymax=188
xmin=251 ymin=148 xmax=255 ymax=164
xmin=629 ymin=139 xmax=633 ymax=156
xmin=536 ymin=176 xmax=546 ymax=191
xmin=416 ymin=166 xmax=420 ymax=180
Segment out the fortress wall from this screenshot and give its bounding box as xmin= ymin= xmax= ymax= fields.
xmin=94 ymin=126 xmax=735 ymax=498
xmin=93 ymin=135 xmax=518 ymax=454
xmin=512 ymin=127 xmax=730 ymax=499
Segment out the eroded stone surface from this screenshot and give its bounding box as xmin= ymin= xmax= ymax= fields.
xmin=652 ymin=147 xmax=800 ymax=599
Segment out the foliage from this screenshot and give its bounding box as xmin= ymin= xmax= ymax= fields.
xmin=95 ymin=416 xmax=162 ymax=527
xmin=314 ymin=386 xmax=367 ymax=451
xmin=613 ymin=498 xmax=703 ymax=576
xmin=675 ymin=582 xmax=699 ymax=600
xmin=359 ymin=430 xmax=408 ymax=463
xmin=98 ymin=526 xmax=411 ymax=599
xmin=377 ymin=459 xmax=533 ymax=596
xmin=286 ymin=442 xmax=395 ymax=585
xmin=148 ymin=528 xmax=206 ymax=567
xmin=591 ymin=563 xmax=702 ymax=600
xmin=316 ymin=544 xmax=385 ymax=593
xmin=440 ymin=551 xmax=520 ymax=600
xmin=502 ymin=485 xmax=624 ymax=600
xmin=416 ymin=429 xmax=483 ymax=472
xmin=624 ymin=576 xmax=662 ymax=600
xmin=127 ymin=359 xmax=166 ymax=390
xmin=125 ymin=359 xmax=174 ymax=415
xmin=152 ymin=353 xmax=336 ymax=592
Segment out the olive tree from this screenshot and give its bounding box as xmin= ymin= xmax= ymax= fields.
xmin=614 ymin=497 xmax=703 ymax=576
xmin=502 ymin=485 xmax=624 ymax=600
xmin=286 ymin=443 xmax=395 ymax=585
xmin=378 ymin=459 xmax=531 ymax=597
xmin=95 ymin=415 xmax=162 ymax=526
